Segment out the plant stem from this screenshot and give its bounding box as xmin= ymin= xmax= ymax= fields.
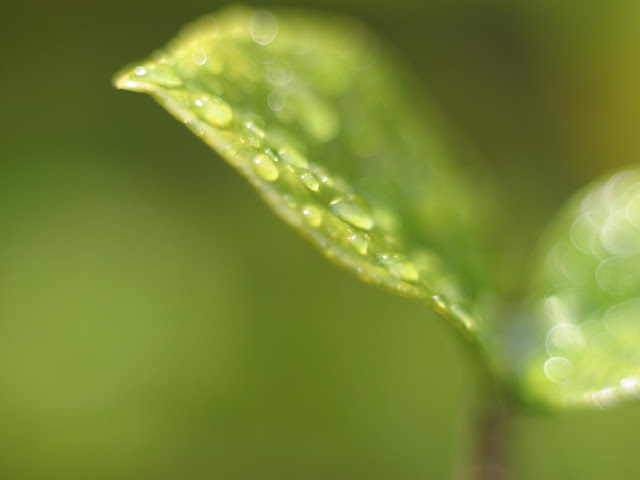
xmin=472 ymin=401 xmax=512 ymax=480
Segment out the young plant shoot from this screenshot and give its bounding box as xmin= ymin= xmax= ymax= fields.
xmin=114 ymin=5 xmax=640 ymax=413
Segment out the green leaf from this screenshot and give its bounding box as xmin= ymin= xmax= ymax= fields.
xmin=520 ymin=169 xmax=640 ymax=409
xmin=114 ymin=5 xmax=640 ymax=412
xmin=113 ymin=6 xmax=499 ymax=359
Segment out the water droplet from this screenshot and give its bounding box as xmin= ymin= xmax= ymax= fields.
xmin=320 ymin=174 xmax=334 ymax=187
xmin=377 ymin=253 xmax=419 ymax=282
xmin=134 ymin=66 xmax=147 ymax=76
xmin=347 ymin=232 xmax=369 ymax=255
xmin=300 ymin=173 xmax=320 ymax=192
xmin=224 ymin=145 xmax=237 ymax=157
xmin=192 ymin=49 xmax=207 ymax=66
xmin=268 ymin=91 xmax=286 ymax=111
xmin=263 ymin=148 xmax=280 ymax=163
xmin=432 ymin=295 xmax=447 ymax=312
xmin=245 ymin=136 xmax=261 ymax=148
xmin=308 ymin=164 xmax=334 ymax=187
xmin=330 ymin=195 xmax=374 ymax=231
xmin=301 ymin=205 xmax=323 ymax=227
xmin=544 ymin=357 xmax=573 ymax=384
xmin=250 ymin=10 xmax=278 ymax=46
xmin=245 ymin=121 xmax=266 ymax=139
xmin=278 ymin=147 xmax=309 ymax=169
xmin=152 ymin=50 xmax=167 ymax=64
xmin=193 ymin=95 xmax=233 ymax=129
xmin=252 ymin=153 xmax=279 ymax=181
xmin=451 ymin=305 xmax=474 ymax=330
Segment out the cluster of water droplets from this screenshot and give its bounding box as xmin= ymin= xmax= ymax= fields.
xmin=114 ymin=6 xmax=480 ymax=337
xmin=240 ymin=130 xmax=427 ymax=287
xmin=117 ymin=6 xmax=384 ymax=170
xmin=533 ymin=170 xmax=640 ymax=407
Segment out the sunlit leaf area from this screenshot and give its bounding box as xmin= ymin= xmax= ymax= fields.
xmin=114 ymin=6 xmax=501 ymax=369
xmin=4 ymin=1 xmax=640 ymax=478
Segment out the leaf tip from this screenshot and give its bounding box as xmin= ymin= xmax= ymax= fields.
xmin=112 ymin=63 xmax=161 ymax=94
xmin=112 ymin=66 xmax=138 ymax=91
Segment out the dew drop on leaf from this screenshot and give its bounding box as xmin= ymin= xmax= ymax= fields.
xmin=376 ymin=253 xmax=419 ymax=282
xmin=191 ymin=48 xmax=208 ymax=66
xmin=193 ymin=95 xmax=233 ymax=128
xmin=252 ymin=153 xmax=279 ymax=181
xmin=431 ymin=295 xmax=447 ymax=312
xmin=245 ymin=121 xmax=266 ymax=139
xmin=300 ymin=173 xmax=320 ymax=192
xmin=329 ymin=195 xmax=374 ymax=231
xmin=301 ymin=205 xmax=323 ymax=227
xmin=113 ymin=5 xmax=499 ymax=407
xmin=451 ymin=305 xmax=474 ymax=331
xmin=347 ymin=232 xmax=369 ymax=255
xmin=277 ymin=146 xmax=309 ymax=169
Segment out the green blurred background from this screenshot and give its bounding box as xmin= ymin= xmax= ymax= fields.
xmin=2 ymin=0 xmax=640 ymax=478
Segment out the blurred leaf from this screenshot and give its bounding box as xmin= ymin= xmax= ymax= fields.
xmin=521 ymin=169 xmax=640 ymax=409
xmin=114 ymin=6 xmax=500 ymax=357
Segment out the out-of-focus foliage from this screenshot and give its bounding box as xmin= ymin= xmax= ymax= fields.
xmin=4 ymin=0 xmax=640 ymax=479
xmin=523 ymin=170 xmax=640 ymax=408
